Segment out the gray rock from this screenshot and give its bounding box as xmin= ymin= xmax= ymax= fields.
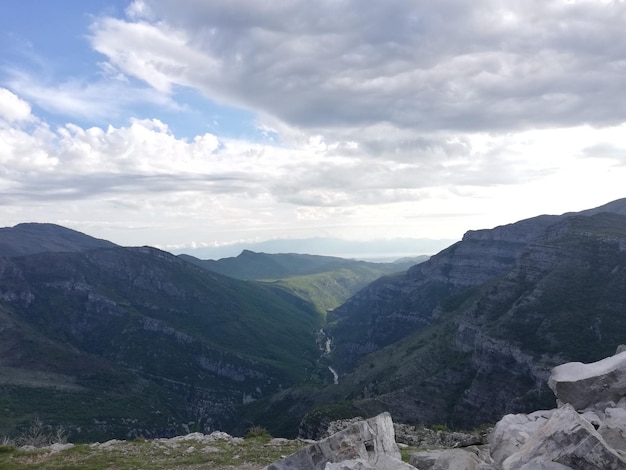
xmin=488 ymin=409 xmax=553 ymax=467
xmin=548 ymin=350 xmax=626 ymax=411
xmin=324 ymin=455 xmax=416 ymax=470
xmin=409 ymin=447 xmax=486 ymax=469
xmin=516 ymin=461 xmax=572 ymax=470
xmin=264 ymin=413 xmax=409 ymax=470
xmin=502 ymin=404 xmax=626 ymax=470
xmin=598 ymin=407 xmax=626 ymax=452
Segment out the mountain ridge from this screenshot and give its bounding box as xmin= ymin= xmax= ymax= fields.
xmin=3 ymin=197 xmax=626 ymax=441
xmin=0 ymin=223 xmax=118 ymax=257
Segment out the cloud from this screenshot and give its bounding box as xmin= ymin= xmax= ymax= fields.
xmin=2 ymin=3 xmax=626 ymax=249
xmin=0 ymin=87 xmax=31 ymax=122
xmin=5 ymin=69 xmax=181 ymax=122
xmin=90 ymin=0 xmax=626 ymax=136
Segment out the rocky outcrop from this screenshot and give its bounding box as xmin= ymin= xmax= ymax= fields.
xmin=487 ymin=347 xmax=626 ymax=470
xmin=548 ymin=349 xmax=626 ymax=411
xmin=500 ymin=404 xmax=626 ymax=470
xmin=409 ymin=447 xmax=491 ymax=470
xmin=400 ymin=347 xmax=626 ymax=469
xmin=264 ymin=413 xmax=413 ymax=470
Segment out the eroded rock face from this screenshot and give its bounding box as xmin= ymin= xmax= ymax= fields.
xmin=548 ymin=350 xmax=626 ymax=411
xmin=263 ymin=413 xmax=411 ymax=470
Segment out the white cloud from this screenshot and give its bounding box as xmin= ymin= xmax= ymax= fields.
xmin=6 ymin=69 xmax=180 ymax=122
xmin=0 ymin=88 xmax=32 ymax=122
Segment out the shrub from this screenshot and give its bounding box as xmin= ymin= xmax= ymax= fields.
xmin=15 ymin=417 xmax=67 ymax=447
xmin=244 ymin=425 xmax=272 ymax=442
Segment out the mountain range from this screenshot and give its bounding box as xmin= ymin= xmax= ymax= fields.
xmin=2 ymin=198 xmax=626 ymax=441
xmin=245 ymin=198 xmax=626 ymax=437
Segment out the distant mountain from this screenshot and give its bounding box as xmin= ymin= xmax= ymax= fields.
xmin=238 ymin=198 xmax=626 ymax=437
xmin=171 ymin=237 xmax=455 ymax=261
xmin=0 ymin=223 xmax=117 ymax=257
xmin=180 ymin=251 xmax=428 ymax=314
xmin=180 ymin=250 xmax=426 ymax=280
xmin=0 ymin=237 xmax=325 ymax=440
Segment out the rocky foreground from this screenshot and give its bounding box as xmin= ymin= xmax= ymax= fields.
xmin=265 ymin=346 xmax=626 ymax=469
xmin=4 ymin=347 xmax=626 ymax=469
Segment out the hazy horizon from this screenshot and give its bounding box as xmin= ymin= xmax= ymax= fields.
xmin=169 ymin=236 xmax=455 ymax=261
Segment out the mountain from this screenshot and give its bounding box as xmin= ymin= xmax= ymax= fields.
xmin=238 ymin=198 xmax=626 ymax=437
xmin=5 ymin=199 xmax=626 ymax=441
xmin=171 ymin=237 xmax=454 ymax=261
xmin=179 ymin=250 xmax=425 ymax=281
xmin=0 ymin=223 xmax=117 ymax=257
xmin=181 ymin=251 xmax=427 ymax=314
xmin=0 ymin=226 xmax=327 ymax=441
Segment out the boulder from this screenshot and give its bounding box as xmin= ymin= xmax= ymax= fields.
xmin=598 ymin=406 xmax=626 ymax=452
xmin=264 ymin=413 xmax=412 ymax=470
xmin=409 ymin=447 xmax=490 ymax=469
xmin=324 ymin=455 xmax=416 ymax=469
xmin=502 ymin=404 xmax=626 ymax=470
xmin=548 ymin=349 xmax=626 ymax=411
xmin=488 ymin=409 xmax=553 ymax=467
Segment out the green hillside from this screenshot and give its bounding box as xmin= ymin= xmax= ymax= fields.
xmin=181 ymin=250 xmax=425 ymax=315
xmin=0 ymin=246 xmax=326 ymax=441
xmin=261 ymin=266 xmax=402 ymax=316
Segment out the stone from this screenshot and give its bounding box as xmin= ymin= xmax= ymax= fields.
xmin=488 ymin=409 xmax=553 ymax=467
xmin=47 ymin=443 xmax=74 ymax=452
xmin=548 ymin=350 xmax=626 ymax=411
xmin=409 ymin=447 xmax=485 ymax=469
xmin=502 ymin=404 xmax=626 ymax=470
xmin=324 ymin=455 xmax=416 ymax=470
xmin=598 ymin=406 xmax=626 ymax=452
xmin=264 ymin=413 xmax=409 ymax=470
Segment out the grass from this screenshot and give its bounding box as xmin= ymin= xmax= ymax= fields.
xmin=0 ymin=435 xmax=310 ymax=470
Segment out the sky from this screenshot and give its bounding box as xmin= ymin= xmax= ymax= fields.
xmin=1 ymin=0 xmax=626 ymax=257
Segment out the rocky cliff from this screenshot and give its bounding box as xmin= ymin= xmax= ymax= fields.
xmin=296 ymin=200 xmax=626 ymax=433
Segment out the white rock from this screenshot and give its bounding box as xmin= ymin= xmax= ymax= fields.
xmin=47 ymin=443 xmax=74 ymax=452
xmin=502 ymin=404 xmax=626 ymax=470
xmin=207 ymin=430 xmax=234 ymax=441
xmin=548 ymin=350 xmax=626 ymax=411
xmin=598 ymin=406 xmax=626 ymax=452
xmin=98 ymin=439 xmax=122 ymax=449
xmin=410 ymin=448 xmax=484 ymax=469
xmin=516 ymin=460 xmax=572 ymax=469
xmin=489 ymin=409 xmax=553 ymax=467
xmin=264 ymin=413 xmax=409 ymax=470
xmin=324 ymin=455 xmax=416 ymax=470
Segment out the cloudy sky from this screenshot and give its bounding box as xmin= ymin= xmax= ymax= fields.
xmin=1 ymin=0 xmax=625 ymax=256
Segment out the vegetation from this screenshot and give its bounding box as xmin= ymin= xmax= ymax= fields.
xmin=0 ymin=436 xmax=310 ymax=470
xmin=0 ymin=246 xmax=327 ymax=440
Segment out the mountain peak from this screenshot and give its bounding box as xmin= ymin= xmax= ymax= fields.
xmin=0 ymin=222 xmax=118 ymax=257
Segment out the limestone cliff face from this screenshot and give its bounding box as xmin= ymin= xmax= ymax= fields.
xmin=327 ymin=213 xmax=562 ymax=372
xmin=323 ymin=208 xmax=626 ymax=430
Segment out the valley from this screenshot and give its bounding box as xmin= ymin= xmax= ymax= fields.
xmin=2 ymin=199 xmax=626 ymax=444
